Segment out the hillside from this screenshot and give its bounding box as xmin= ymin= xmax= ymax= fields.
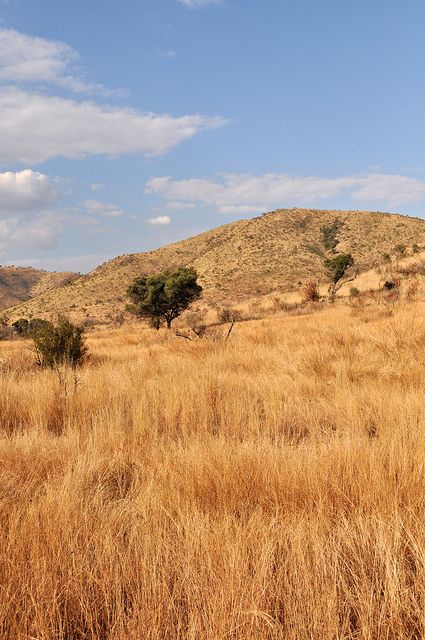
xmin=7 ymin=208 xmax=425 ymax=323
xmin=0 ymin=266 xmax=78 ymax=312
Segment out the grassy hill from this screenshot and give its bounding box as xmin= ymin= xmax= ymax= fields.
xmin=7 ymin=208 xmax=425 ymax=323
xmin=0 ymin=266 xmax=78 ymax=312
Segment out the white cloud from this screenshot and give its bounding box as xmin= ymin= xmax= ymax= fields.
xmin=350 ymin=174 xmax=425 ymax=207
xmin=0 ymin=30 xmax=226 ymax=164
xmin=219 ymin=204 xmax=260 ymax=214
xmin=0 ymin=169 xmax=59 ymax=212
xmin=146 ymin=172 xmax=425 ymax=212
xmin=0 ymin=28 xmax=76 ymax=84
xmin=146 ymin=215 xmax=172 ymax=225
xmin=83 ymin=199 xmax=126 ymax=218
xmin=0 ymin=89 xmax=226 ymax=164
xmin=0 ymin=28 xmax=109 ymax=94
xmin=90 ymin=183 xmax=103 ymax=192
xmin=0 ymin=212 xmax=63 ymax=254
xmin=179 ymin=0 xmax=222 ymax=7
xmin=0 ymin=168 xmax=64 ymax=255
xmin=164 ymin=201 xmax=196 ymax=210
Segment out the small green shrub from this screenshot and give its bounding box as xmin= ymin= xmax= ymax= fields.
xmin=0 ymin=326 xmax=14 ymax=341
xmin=32 ymin=316 xmax=87 ymax=368
xmin=12 ymin=317 xmax=51 ymax=337
xmin=28 ymin=318 xmax=50 ymax=336
xmin=324 ymin=253 xmax=354 ymax=287
xmin=306 ymin=243 xmax=323 ymax=257
xmin=12 ymin=318 xmax=29 ymax=335
xmin=393 ymin=243 xmax=406 ymax=258
xmin=320 ymin=221 xmax=341 ymax=252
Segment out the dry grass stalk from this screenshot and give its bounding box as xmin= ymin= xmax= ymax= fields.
xmin=0 ymin=303 xmax=425 ymax=637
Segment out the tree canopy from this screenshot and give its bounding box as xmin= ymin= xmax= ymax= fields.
xmin=127 ymin=267 xmax=202 ymax=329
xmin=324 ymin=253 xmax=355 ymax=297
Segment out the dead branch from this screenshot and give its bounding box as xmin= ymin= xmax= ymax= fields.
xmin=175 ymin=332 xmax=193 ymax=341
xmin=224 ymin=316 xmax=235 ymax=342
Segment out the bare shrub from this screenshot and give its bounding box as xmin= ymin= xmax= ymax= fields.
xmin=406 ymin=279 xmax=419 ymax=302
xmin=303 ymin=281 xmax=320 ymax=302
xmin=184 ymin=308 xmax=207 ymax=337
xmin=217 ymin=306 xmax=242 ymax=323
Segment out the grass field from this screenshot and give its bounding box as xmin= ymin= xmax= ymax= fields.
xmin=2 ymin=300 xmax=425 ymax=638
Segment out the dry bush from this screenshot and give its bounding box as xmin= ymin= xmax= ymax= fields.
xmin=303 ymin=280 xmax=320 ymax=302
xmin=396 ymin=260 xmax=425 ymax=277
xmin=181 ymin=308 xmax=208 ymax=337
xmin=406 ymin=279 xmax=419 ymax=302
xmin=217 ymin=306 xmax=242 ymax=323
xmin=3 ymin=306 xmax=425 ymax=637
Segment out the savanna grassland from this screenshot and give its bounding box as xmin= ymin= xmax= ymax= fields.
xmin=2 ymin=298 xmax=425 ymax=639
xmin=9 ymin=207 xmax=425 ymax=324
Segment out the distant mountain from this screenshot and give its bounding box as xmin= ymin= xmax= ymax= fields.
xmin=0 ymin=266 xmax=78 ymax=312
xmin=7 ymin=208 xmax=425 ymax=322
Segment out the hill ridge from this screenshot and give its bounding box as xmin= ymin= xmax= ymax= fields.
xmin=6 ymin=208 xmax=425 ymax=323
xmin=0 ymin=266 xmax=79 ymax=312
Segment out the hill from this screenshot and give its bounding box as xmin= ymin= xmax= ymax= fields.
xmin=6 ymin=208 xmax=425 ymax=323
xmin=0 ymin=266 xmax=78 ymax=312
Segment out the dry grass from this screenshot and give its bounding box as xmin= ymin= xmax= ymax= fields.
xmin=0 ymin=266 xmax=77 ymax=311
xmin=2 ymin=302 xmax=425 ymax=638
xmin=10 ymin=207 xmax=425 ymax=324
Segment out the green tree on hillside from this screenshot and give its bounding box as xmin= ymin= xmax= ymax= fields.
xmin=127 ymin=267 xmax=202 ymax=329
xmin=324 ymin=253 xmax=355 ymax=299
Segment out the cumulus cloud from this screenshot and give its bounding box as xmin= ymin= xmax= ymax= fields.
xmin=146 ymin=215 xmax=171 ymax=225
xmin=0 ymin=29 xmax=226 ymax=164
xmin=0 ymin=169 xmax=59 ymax=212
xmin=83 ymin=199 xmax=126 ymax=218
xmin=0 ymin=168 xmax=64 ymax=255
xmin=146 ymin=172 xmax=425 ymax=212
xmin=0 ymin=28 xmax=76 ymax=84
xmin=0 ymin=28 xmax=115 ymax=95
xmin=0 ymin=89 xmax=226 ymax=164
xmin=0 ymin=212 xmax=64 ymax=254
xmin=350 ymin=174 xmax=425 ymax=207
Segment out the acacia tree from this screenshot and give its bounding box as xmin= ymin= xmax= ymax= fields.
xmin=324 ymin=253 xmax=355 ymax=299
xmin=127 ymin=267 xmax=202 ymax=329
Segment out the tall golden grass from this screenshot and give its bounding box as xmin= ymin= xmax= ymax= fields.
xmin=2 ymin=302 xmax=425 ymax=638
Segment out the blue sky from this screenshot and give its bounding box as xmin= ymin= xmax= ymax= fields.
xmin=1 ymin=0 xmax=425 ymax=272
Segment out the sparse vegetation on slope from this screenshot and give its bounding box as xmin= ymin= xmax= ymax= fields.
xmin=1 ymin=301 xmax=425 ymax=637
xmin=0 ymin=266 xmax=78 ymax=310
xmin=8 ymin=208 xmax=425 ymax=324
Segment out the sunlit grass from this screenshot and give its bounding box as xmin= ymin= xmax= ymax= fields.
xmin=1 ymin=302 xmax=425 ymax=638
